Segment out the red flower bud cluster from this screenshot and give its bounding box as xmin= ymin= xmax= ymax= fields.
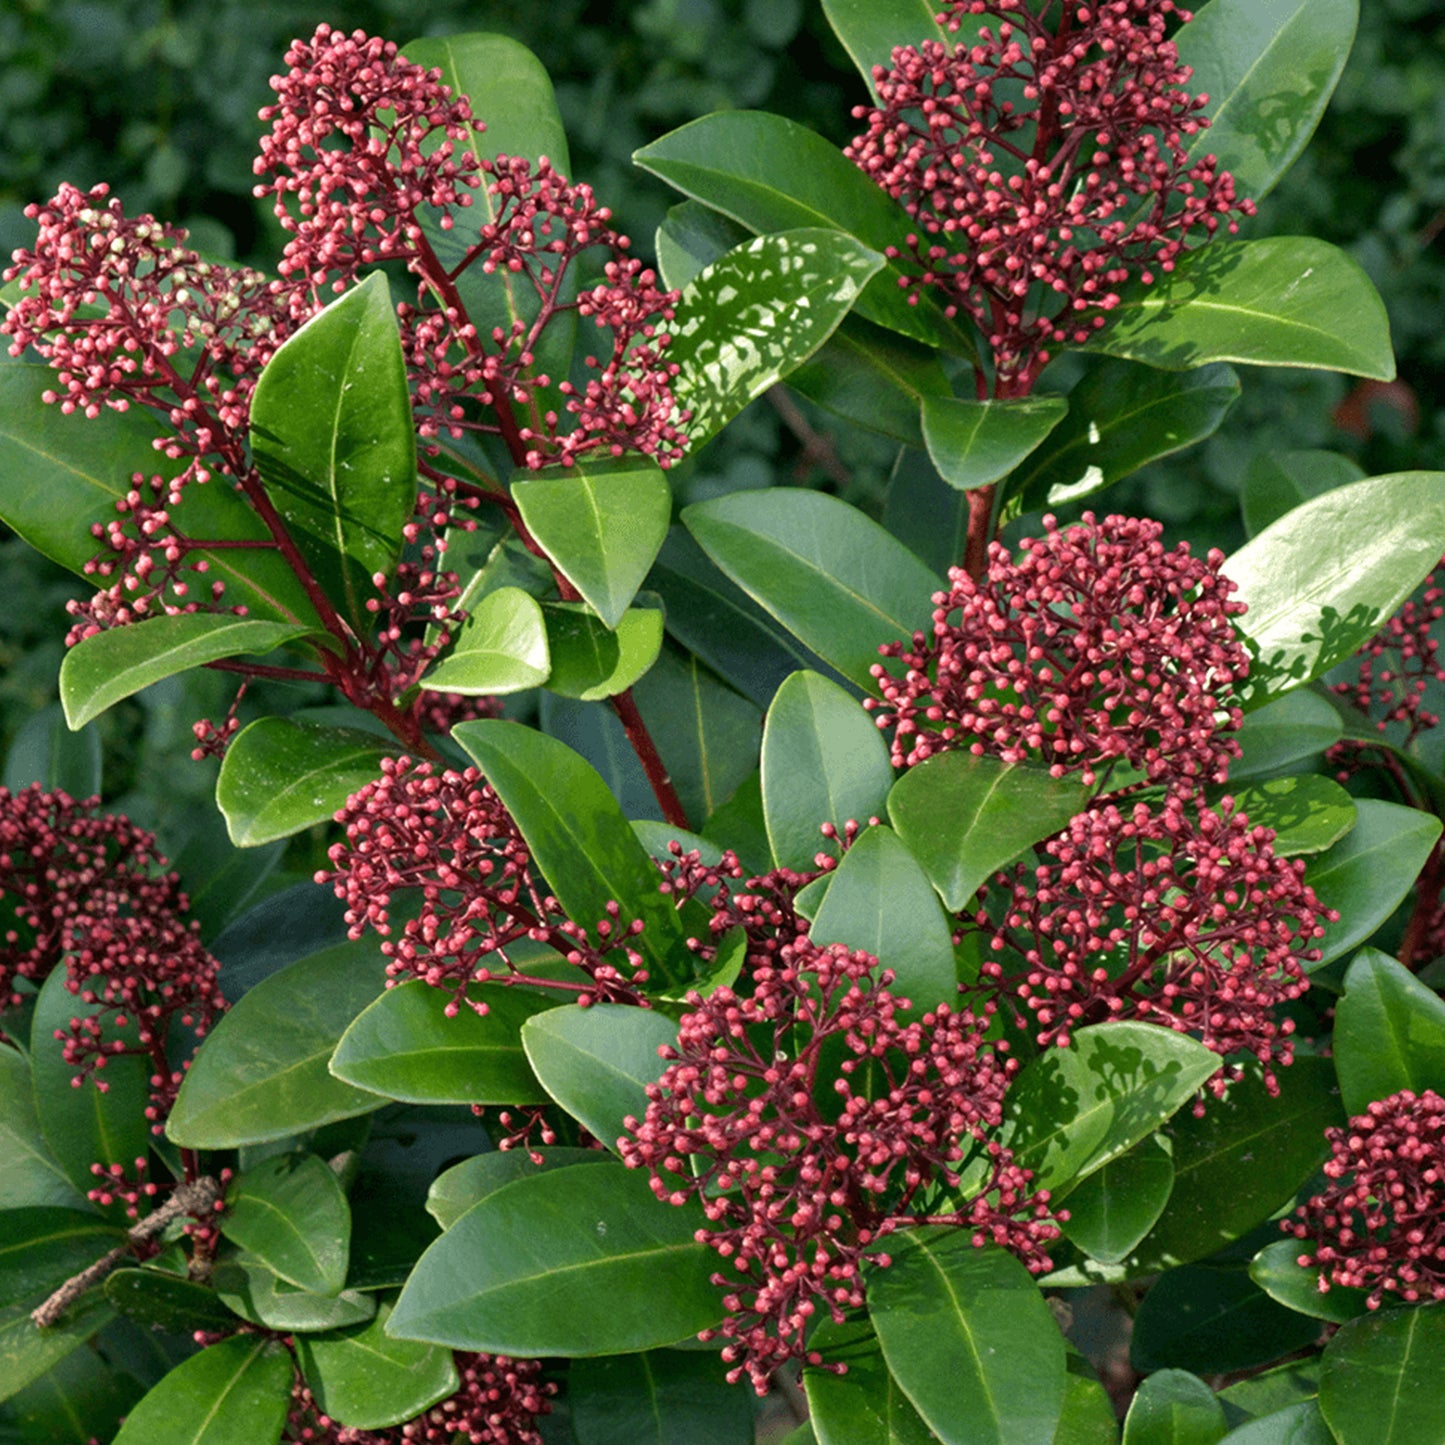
xmin=321 ymin=758 xmax=649 ymax=1010
xmin=0 ymin=784 xmax=224 ymax=1124
xmin=1285 ymin=1089 xmax=1445 ymax=1309
xmin=285 ymin=1352 xmax=555 ymax=1444
xmin=620 ymin=932 xmax=1057 ymax=1393
xmin=845 ymin=0 xmax=1252 ymax=387
xmin=869 ymin=513 xmax=1250 ymax=788
xmin=980 ymin=793 xmax=1327 ymax=1093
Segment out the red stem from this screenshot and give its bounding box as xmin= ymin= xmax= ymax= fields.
xmin=611 ymin=687 xmax=690 ymax=830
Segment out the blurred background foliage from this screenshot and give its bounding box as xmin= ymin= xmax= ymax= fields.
xmin=2 ymin=0 xmax=1443 ymax=818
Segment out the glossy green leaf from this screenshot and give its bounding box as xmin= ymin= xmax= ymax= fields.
xmin=922 ymin=395 xmax=1068 ymax=492
xmin=3 ymin=704 xmax=101 ymax=801
xmin=521 ymin=1004 xmax=677 ymax=1152
xmin=1177 ymin=0 xmax=1358 ymax=203
xmin=330 ymin=982 xmax=554 ymax=1106
xmin=669 ymin=229 xmax=884 ymax=452
xmin=452 ymin=721 xmax=686 ymax=985
xmin=0 ymin=1210 xmax=120 ymax=1310
xmin=167 ymin=940 xmax=388 ymax=1148
xmin=1122 ymin=1370 xmax=1228 ymax=1445
xmin=426 ymin=1148 xmax=610 ymax=1232
xmin=656 ymin=199 xmax=749 ymax=292
xmin=512 ymin=456 xmax=671 ymax=630
xmin=1060 ymin=1135 xmax=1175 ymax=1265
xmin=820 ymin=0 xmax=948 ymax=101
xmin=30 ymin=967 xmax=150 ymax=1201
xmin=883 ymin=448 xmax=974 ymax=577
xmin=1130 ymin=1263 xmax=1320 ymax=1375
xmin=1304 ymin=799 xmax=1442 ymax=967
xmin=388 ymin=1162 xmax=720 ymax=1354
xmin=1217 ymin=1361 xmax=1320 ymax=1425
xmin=0 ymin=1049 xmax=87 ymax=1211
xmin=251 ymin=272 xmax=417 ymax=631
xmin=103 ymin=1268 xmax=239 ymax=1334
xmin=1119 ymin=1059 xmax=1341 ymax=1273
xmin=869 ymin=1235 xmax=1066 ymax=1445
xmin=1230 ymin=692 xmax=1344 ymax=782
xmin=1320 ymin=1304 xmax=1445 ymax=1445
xmin=421 ymin=587 xmax=551 ymax=696
xmin=3 ymin=1341 xmax=142 ymax=1445
xmin=888 ymin=751 xmax=1089 ymax=910
xmin=1054 ymin=1350 xmax=1123 ymax=1445
xmin=0 ymin=1295 xmax=113 ymax=1410
xmin=215 ymin=718 xmax=392 ymax=847
xmin=1008 ymin=360 xmax=1240 ymax=515
xmin=1333 ymin=947 xmax=1445 ymax=1114
xmin=1241 ymin=450 xmax=1366 ymax=539
xmin=570 ymin=1349 xmax=754 ymax=1445
xmin=761 ymin=670 xmax=893 ymax=872
xmin=296 ymin=1302 xmax=458 ymax=1431
xmin=111 ymin=1335 xmax=293 ymax=1445
xmin=1224 ymin=775 xmax=1355 ymax=857
xmin=634 ymin=112 xmax=960 ymax=348
xmin=685 ymin=490 xmax=941 ymax=692
xmin=221 ymin=1152 xmax=350 ymax=1296
xmin=60 ymin=616 xmax=314 ymax=730
xmin=1217 ymin=1401 xmax=1333 ymax=1445
xmin=211 ymin=1262 xmax=375 ymax=1334
xmin=1005 ymin=1023 xmax=1219 ymax=1193
xmin=1088 ymin=239 xmax=1394 ymax=381
xmin=804 ymin=1316 xmax=936 ymax=1445
xmin=541 ymin=602 xmax=663 ymax=701
xmin=1248 ymin=1241 xmax=1372 ymax=1325
xmin=1224 ymin=473 xmax=1445 ymax=706
xmin=809 ymin=825 xmax=957 ymax=1012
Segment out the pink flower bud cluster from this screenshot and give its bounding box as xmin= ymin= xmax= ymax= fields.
xmin=620 ymin=932 xmax=1057 ymax=1393
xmin=869 ymin=513 xmax=1250 ymax=788
xmin=1285 ymin=1089 xmax=1445 ymax=1310
xmin=320 ymin=758 xmax=649 ymax=1010
xmin=0 ymin=784 xmax=224 ymax=1124
xmin=845 ymin=0 xmax=1253 ymax=386
xmin=980 ymin=793 xmax=1327 ymax=1093
xmin=285 ymin=1352 xmax=554 ymax=1444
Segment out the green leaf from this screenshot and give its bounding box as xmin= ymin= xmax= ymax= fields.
xmin=0 ymin=1049 xmax=88 ymax=1211
xmin=215 ymin=718 xmax=392 ymax=848
xmin=1304 ymin=800 xmax=1443 ymax=967
xmin=1217 ymin=1360 xmax=1320 ymax=1425
xmin=451 ymin=721 xmax=686 ymax=985
xmin=804 ymin=1316 xmax=937 ymax=1445
xmin=1054 ymin=1350 xmax=1123 ymax=1445
xmin=426 ymin=1148 xmax=610 ymax=1232
xmin=1060 ymin=1135 xmax=1175 ymax=1266
xmin=387 ymin=1162 xmax=720 ymax=1354
xmin=1122 ymin=1370 xmax=1228 ymax=1445
xmin=421 ymin=586 xmax=551 ymax=696
xmin=3 ymin=704 xmax=101 ymax=801
xmin=1224 ymin=473 xmax=1445 ymax=706
xmin=1320 ymin=1304 xmax=1445 ymax=1445
xmin=1333 ymin=948 xmax=1445 ymax=1114
xmin=656 ymin=200 xmax=750 ymax=292
xmin=685 ymin=491 xmax=940 ymax=693
xmin=111 ymin=1336 xmax=293 ymax=1445
xmin=887 ymin=751 xmax=1089 ymax=911
xmin=3 ymin=1341 xmax=141 ymax=1445
xmin=541 ymin=602 xmax=663 ymax=701
xmin=820 ymin=0 xmax=949 ymax=101
xmin=0 ymin=1295 xmax=113 ymax=1410
xmin=211 ymin=1262 xmax=375 ymax=1334
xmin=60 ymin=616 xmax=314 ymax=730
xmin=512 ymin=456 xmax=671 ymax=630
xmin=103 ymin=1268 xmax=238 ymax=1334
xmin=1241 ymin=450 xmax=1366 ymax=539
xmin=0 ymin=1210 xmax=121 ymax=1310
xmin=569 ymin=1349 xmax=754 ymax=1445
xmin=295 ymin=1302 xmax=458 ymax=1431
xmin=1130 ymin=1263 xmax=1320 ymax=1375
xmin=1087 ymin=239 xmax=1395 ymax=381
xmin=520 ymin=1004 xmax=677 ymax=1152
xmin=922 ymin=396 xmax=1068 ymax=493
xmin=1008 ymin=360 xmax=1240 ymax=515
xmin=809 ymin=825 xmax=957 ymax=1012
xmin=869 ymin=1236 xmax=1066 ymax=1445
xmin=669 ymin=229 xmax=884 ymax=452
xmin=1177 ymin=0 xmax=1359 ymax=203
xmin=221 ymin=1152 xmax=351 ymax=1296
xmin=1217 ymin=1401 xmax=1334 ymax=1445
xmin=1223 ymin=775 xmax=1355 ymax=857
xmin=1005 ymin=1023 xmax=1220 ymax=1194
xmin=1248 ymin=1241 xmax=1372 ymax=1325
xmin=330 ymin=982 xmax=554 ymax=1106
xmin=1231 ymin=692 xmax=1344 ymax=782
xmin=761 ymin=670 xmax=893 ymax=872
xmin=30 ymin=967 xmax=150 ymax=1202
xmin=167 ymin=940 xmax=388 ymax=1148
xmin=633 ymin=112 xmax=960 ymax=348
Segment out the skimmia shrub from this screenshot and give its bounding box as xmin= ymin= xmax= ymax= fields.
xmin=2 ymin=4 xmax=1445 ymax=1443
